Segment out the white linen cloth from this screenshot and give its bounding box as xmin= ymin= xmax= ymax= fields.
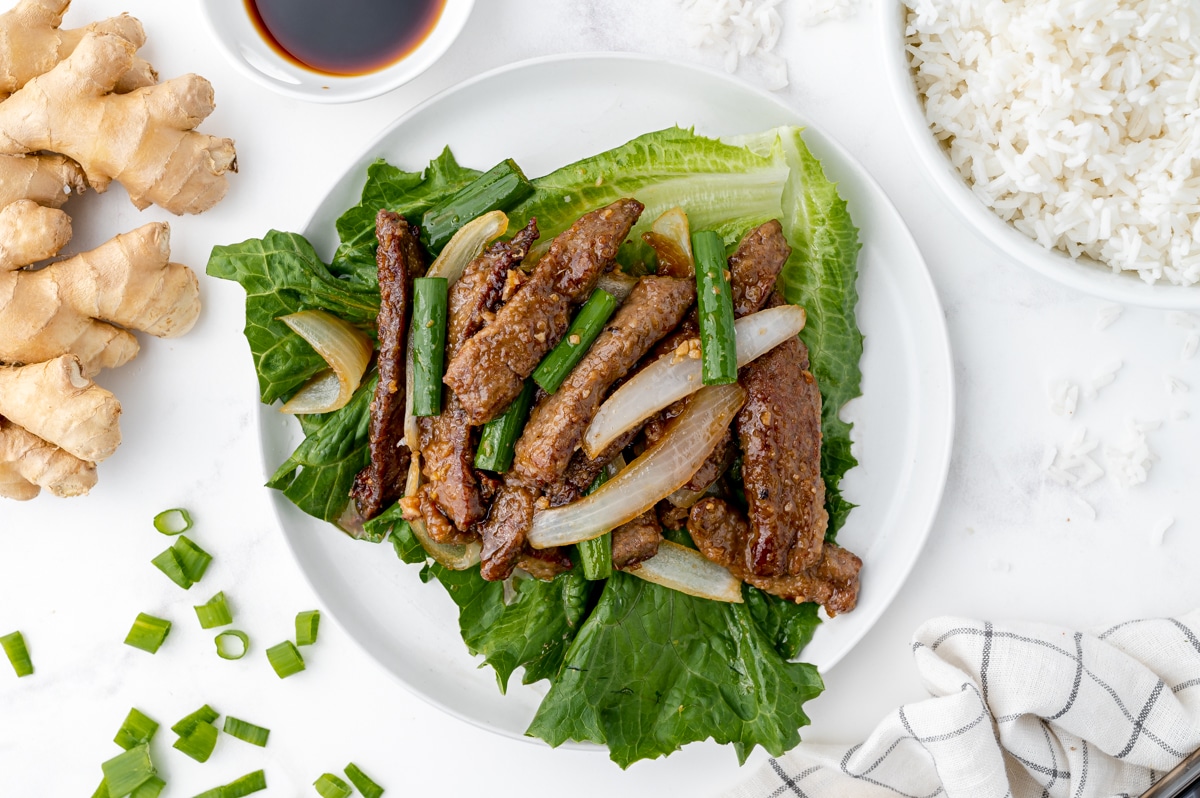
xmin=730 ymin=610 xmax=1200 ymax=798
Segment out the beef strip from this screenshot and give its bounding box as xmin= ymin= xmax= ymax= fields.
xmin=350 ymin=210 xmax=426 ymax=520
xmin=515 ymin=546 xmax=573 ymax=580
xmin=656 ymin=501 xmax=691 ymax=532
xmin=417 ymin=484 xmax=476 ymax=545
xmin=512 ymin=275 xmax=695 ymax=487
xmin=687 ymin=497 xmax=859 ymax=616
xmin=611 ymin=509 xmax=662 ymax=569
xmin=544 ymin=426 xmax=639 ymax=507
xmin=730 ymin=219 xmax=791 ymax=318
xmin=476 ymin=481 xmax=538 ymax=581
xmin=419 ymin=221 xmax=539 ymax=529
xmin=736 ymin=294 xmax=827 ymax=576
xmin=443 ymin=199 xmax=644 ymax=425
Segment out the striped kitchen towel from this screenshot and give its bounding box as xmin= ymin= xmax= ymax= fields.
xmin=730 ymin=610 xmax=1200 ymax=798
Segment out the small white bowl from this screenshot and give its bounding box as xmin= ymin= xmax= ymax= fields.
xmin=880 ymin=2 xmax=1200 ymax=309
xmin=200 ymin=0 xmax=474 ymax=104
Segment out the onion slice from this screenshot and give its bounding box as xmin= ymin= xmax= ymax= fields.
xmin=582 ymin=304 xmax=805 ymax=458
xmin=405 ymin=211 xmax=509 ymax=451
xmin=624 ymin=540 xmax=743 ymax=603
xmin=528 ymin=383 xmax=746 ymax=549
xmin=404 ymin=455 xmax=481 ymax=570
xmin=641 ymin=207 xmax=694 ymax=278
xmin=279 ymin=310 xmax=374 ymax=414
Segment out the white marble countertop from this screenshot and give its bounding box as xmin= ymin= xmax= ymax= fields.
xmin=2 ymin=1 xmax=1197 ymax=795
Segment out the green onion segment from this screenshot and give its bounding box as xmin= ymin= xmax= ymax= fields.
xmin=215 ymin=629 xmax=249 ymax=660
xmin=173 ymin=536 xmax=213 ymax=584
xmin=131 ymin=775 xmax=166 ymax=798
xmin=314 ymin=773 xmax=353 ymax=798
xmin=223 ymin=770 xmax=268 ymax=797
xmin=153 ymin=507 xmax=193 ymax=535
xmin=577 ymin=469 xmax=614 ymax=581
xmin=344 ymin=763 xmax=384 ymax=798
xmin=171 ymin=704 xmax=219 ymax=736
xmin=194 ymin=591 xmax=233 ymax=629
xmin=295 ymin=610 xmax=320 ymax=646
xmin=223 ymin=716 xmax=270 ymax=747
xmin=1 ymin=631 xmax=33 ymax=677
xmin=101 ymin=743 xmax=156 ymax=797
xmin=89 ymin=778 xmax=109 ymax=798
xmin=150 ymin=547 xmax=192 ymax=589
xmin=692 ymin=230 xmax=737 ymax=385
xmin=173 ymin=717 xmax=219 ymax=763
xmin=532 ymin=289 xmax=618 ymax=394
xmin=411 ymin=277 xmax=449 ymax=417
xmin=474 ymin=379 xmax=535 ymax=472
xmin=114 ymin=708 xmax=159 ymax=750
xmin=266 ymin=640 xmax=305 ymax=679
xmin=420 ymin=158 xmax=533 ymax=253
xmin=124 ymin=613 xmax=171 ymax=654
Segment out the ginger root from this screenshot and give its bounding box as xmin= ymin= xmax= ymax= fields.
xmin=0 ymin=417 xmax=95 ymax=499
xmin=0 ymin=354 xmax=120 ymax=463
xmin=0 ymin=152 xmax=86 ymax=208
xmin=0 ymin=29 xmax=237 ymax=214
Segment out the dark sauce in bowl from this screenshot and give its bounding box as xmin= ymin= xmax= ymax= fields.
xmin=246 ymin=0 xmax=446 ymax=76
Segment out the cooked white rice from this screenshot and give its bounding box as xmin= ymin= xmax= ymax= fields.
xmin=904 ymin=0 xmax=1200 ymax=286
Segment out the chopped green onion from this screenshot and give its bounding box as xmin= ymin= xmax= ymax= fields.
xmin=344 ymin=763 xmax=384 ymax=798
xmin=474 ymin=379 xmax=535 ymax=472
xmin=215 ymin=629 xmax=249 ymax=660
xmin=223 ymin=716 xmax=270 ymax=747
xmin=532 ymin=289 xmax=618 ymax=394
xmin=1 ymin=630 xmax=33 ymax=677
xmin=192 ymin=789 xmax=225 ymax=798
xmin=420 ymin=158 xmax=534 ymax=253
xmin=194 ymin=591 xmax=233 ymax=629
xmin=224 ymin=770 xmax=268 ymax=797
xmin=124 ymin=613 xmax=171 ymax=654
xmin=131 ymin=775 xmax=166 ymax=798
xmin=295 ymin=610 xmax=320 ymax=646
xmin=172 ymin=535 xmax=212 ymax=584
xmin=173 ymin=718 xmax=219 ymax=763
xmin=577 ymin=469 xmax=614 ymax=580
xmin=313 ymin=773 xmax=353 ymax=798
xmin=153 ymin=507 xmax=192 ymax=535
xmin=411 ymin=277 xmax=448 ymax=417
xmin=171 ymin=704 xmax=219 ymax=736
xmin=101 ymin=742 xmax=156 ymax=797
xmin=150 ymin=546 xmax=193 ymax=589
xmin=692 ymin=231 xmax=737 ymax=385
xmin=114 ymin=708 xmax=159 ymax=750
xmin=266 ymin=640 xmax=305 ymax=678
xmin=89 ymin=777 xmax=109 ymax=798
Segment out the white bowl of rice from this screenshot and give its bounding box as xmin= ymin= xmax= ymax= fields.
xmin=882 ymin=0 xmax=1200 ymax=308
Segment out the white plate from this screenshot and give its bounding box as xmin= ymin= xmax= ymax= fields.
xmin=260 ymin=53 xmax=955 ymax=748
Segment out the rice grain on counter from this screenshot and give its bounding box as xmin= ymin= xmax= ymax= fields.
xmin=905 ymin=0 xmax=1200 ymax=286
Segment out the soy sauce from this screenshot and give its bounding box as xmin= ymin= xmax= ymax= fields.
xmin=247 ymin=0 xmax=445 ymax=76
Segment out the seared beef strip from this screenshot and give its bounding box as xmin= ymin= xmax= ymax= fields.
xmin=515 ymin=546 xmax=573 ymax=580
xmin=544 ymin=427 xmax=639 ymax=507
xmin=419 ymin=221 xmax=539 ymax=529
xmin=736 ymin=295 xmax=827 ymax=576
xmin=444 ymin=199 xmax=644 ymax=425
xmin=417 ymin=484 xmax=475 ymax=545
xmin=730 ymin=219 xmax=791 ymax=318
xmin=611 ymin=509 xmax=662 ymax=569
xmin=656 ymin=501 xmax=690 ymax=532
xmin=512 ymin=275 xmax=695 ymax=487
xmin=476 ymin=481 xmax=538 ymax=581
xmin=350 ymin=210 xmax=426 ymax=520
xmin=687 ymin=497 xmax=859 ymax=616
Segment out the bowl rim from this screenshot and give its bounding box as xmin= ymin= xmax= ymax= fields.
xmin=879 ymin=0 xmax=1200 ymax=309
xmin=199 ymin=0 xmax=475 ymax=104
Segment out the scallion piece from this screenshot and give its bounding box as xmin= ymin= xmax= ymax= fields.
xmin=215 ymin=629 xmax=249 ymax=660
xmin=577 ymin=469 xmax=613 ymax=580
xmin=192 ymin=789 xmax=224 ymax=798
xmin=295 ymin=610 xmax=320 ymax=646
xmin=224 ymin=770 xmax=268 ymax=797
xmin=150 ymin=547 xmax=193 ymax=589
xmin=172 ymin=535 xmax=212 ymax=584
xmin=1 ymin=630 xmax=33 ymax=677
xmin=420 ymin=158 xmax=534 ymax=253
xmin=344 ymin=763 xmax=384 ymax=798
xmin=153 ymin=507 xmax=192 ymax=535
xmin=474 ymin=379 xmax=535 ymax=472
xmin=194 ymin=591 xmax=233 ymax=629
xmin=90 ymin=778 xmax=109 ymax=798
xmin=101 ymin=743 xmax=156 ymax=797
xmin=124 ymin=613 xmax=171 ymax=654
xmin=114 ymin=708 xmax=159 ymax=750
xmin=411 ymin=277 xmax=448 ymax=417
xmin=173 ymin=718 xmax=219 ymax=763
xmin=266 ymin=640 xmax=305 ymax=679
xmin=692 ymin=230 xmax=737 ymax=385
xmin=532 ymin=289 xmax=618 ymax=394
xmin=223 ymin=716 xmax=270 ymax=747
xmin=171 ymin=704 xmax=219 ymax=736
xmin=314 ymin=773 xmax=353 ymax=798
xmin=131 ymin=775 xmax=166 ymax=798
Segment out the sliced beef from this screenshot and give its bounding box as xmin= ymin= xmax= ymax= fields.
xmin=544 ymin=426 xmax=638 ymax=507
xmin=729 ymin=220 xmax=791 ymax=317
xmin=736 ymin=296 xmax=827 ymax=576
xmin=687 ymin=497 xmax=859 ymax=616
xmin=417 ymin=484 xmax=476 ymax=545
xmin=351 ymin=210 xmax=426 ymax=520
xmin=419 ymin=221 xmax=538 ymax=529
xmin=656 ymin=501 xmax=690 ymax=532
xmin=476 ymin=481 xmax=537 ymax=581
xmin=515 ymin=546 xmax=573 ymax=581
xmin=444 ymin=199 xmax=644 ymax=425
xmin=512 ymin=275 xmax=695 ymax=487
xmin=612 ymin=510 xmax=662 ymax=569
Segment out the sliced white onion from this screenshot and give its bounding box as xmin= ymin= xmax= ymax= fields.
xmin=527 ymin=383 xmax=745 ymax=549
xmin=641 ymin=206 xmax=693 ymax=276
xmin=405 ymin=210 xmax=509 ymax=452
xmin=404 ymin=454 xmax=481 ymax=571
xmin=625 ymin=540 xmax=743 ymax=603
xmin=279 ymin=310 xmax=374 ymax=414
xmin=581 ymin=304 xmax=806 ymax=458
